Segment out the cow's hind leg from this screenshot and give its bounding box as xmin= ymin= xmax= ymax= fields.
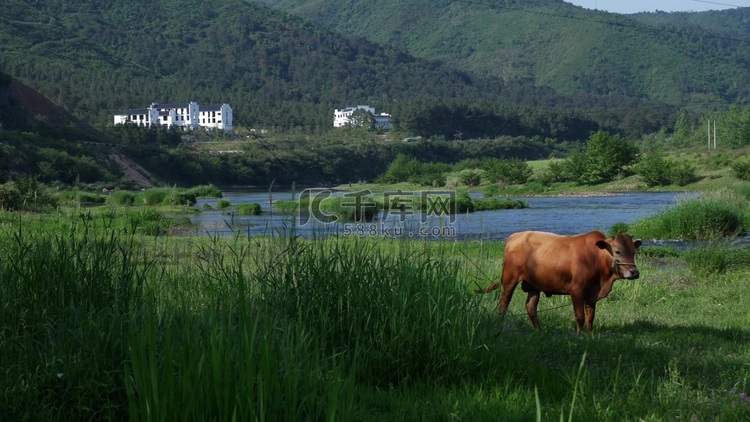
xmin=525 ymin=290 xmax=542 ymax=329
xmin=498 ymin=268 xmax=521 ymax=316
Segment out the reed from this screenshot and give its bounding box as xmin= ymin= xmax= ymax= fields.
xmin=2 ymin=220 xmax=750 ymax=420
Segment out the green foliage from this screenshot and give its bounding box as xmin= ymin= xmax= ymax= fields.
xmin=538 ymin=160 xmax=570 ymax=185
xmin=684 ymin=244 xmax=750 ymax=277
xmin=482 ymin=158 xmax=533 ymax=185
xmin=326 ymin=195 xmax=380 ymax=222
xmin=577 ymin=131 xmax=640 ymax=185
xmin=110 ymin=191 xmax=135 ymax=206
xmin=482 ymin=184 xmax=500 ymax=198
xmin=56 ymin=190 xmax=108 ymax=206
xmin=450 ymin=192 xmax=474 ymax=213
xmin=472 ymin=197 xmax=528 ymax=211
xmin=236 ymin=203 xmax=262 ymax=216
xmin=547 ymin=131 xmax=640 ymax=185
xmin=457 ymin=169 xmax=483 ymax=187
xmin=377 ymin=154 xmax=451 ymax=186
xmin=258 ymin=0 xmax=750 ymax=126
xmin=608 ymin=222 xmax=630 ymax=237
xmin=216 ymin=199 xmax=231 ymax=209
xmin=0 ymin=176 xmax=57 ymax=211
xmin=4 ymin=221 xmax=750 ymax=420
xmin=0 ymin=1 xmax=532 ymax=134
xmin=0 ymin=127 xmax=118 ymax=187
xmin=630 ymin=199 xmax=746 ymax=240
xmin=635 ymin=153 xmax=697 ymax=187
xmin=138 ymin=189 xmax=168 ymax=206
xmin=731 ymin=159 xmax=750 ymax=181
xmin=187 ymin=184 xmax=223 ymax=198
xmin=126 ymin=209 xmax=179 ymax=236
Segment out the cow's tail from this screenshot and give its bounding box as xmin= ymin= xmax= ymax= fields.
xmin=475 ymin=280 xmax=501 ymax=294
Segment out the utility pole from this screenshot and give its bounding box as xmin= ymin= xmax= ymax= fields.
xmin=713 ymin=120 xmax=717 ymax=150
xmin=708 ymin=119 xmax=711 ymax=152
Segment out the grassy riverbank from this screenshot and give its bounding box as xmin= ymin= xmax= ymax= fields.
xmin=2 ymin=214 xmax=750 ymax=420
xmin=338 ymin=147 xmax=749 ymax=197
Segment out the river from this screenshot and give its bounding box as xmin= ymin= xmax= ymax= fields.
xmin=189 ymin=190 xmax=697 ymax=242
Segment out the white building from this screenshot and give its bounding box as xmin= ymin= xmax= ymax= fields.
xmin=114 ymin=102 xmax=233 ymax=132
xmin=199 ymin=104 xmax=233 ymax=132
xmin=333 ymin=105 xmax=391 ymax=129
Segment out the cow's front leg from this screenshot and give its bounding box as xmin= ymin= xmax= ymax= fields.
xmin=570 ymin=293 xmax=586 ymax=332
xmin=584 ymin=302 xmax=596 ymax=332
xmin=525 ymin=290 xmax=541 ymax=329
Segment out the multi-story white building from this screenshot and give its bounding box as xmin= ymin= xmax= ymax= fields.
xmin=333 ymin=105 xmax=391 ymax=129
xmin=198 ymin=104 xmax=233 ymax=132
xmin=114 ymin=102 xmax=233 ymax=132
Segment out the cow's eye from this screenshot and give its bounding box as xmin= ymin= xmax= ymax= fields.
xmin=615 ymin=250 xmax=622 ymax=255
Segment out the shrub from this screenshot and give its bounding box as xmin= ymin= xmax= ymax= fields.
xmin=731 ymin=160 xmax=750 ymax=181
xmin=327 ymin=196 xmax=380 ymax=222
xmin=635 ymin=154 xmax=696 ymax=187
xmin=188 ymin=184 xmax=223 ymax=198
xmin=450 ymin=192 xmax=474 ymax=213
xmin=139 ymin=188 xmax=168 ymax=206
xmin=473 ymin=197 xmax=528 ymax=211
xmin=483 ymin=158 xmax=533 ymax=185
xmin=163 ymin=190 xmax=197 ymax=206
xmin=630 ymin=200 xmax=745 ymax=240
xmin=635 ymin=154 xmax=672 ymax=187
xmin=236 ymin=203 xmax=262 ymax=216
xmin=110 ymin=190 xmax=136 ymax=206
xmin=0 ymin=177 xmax=57 ymax=211
xmin=457 ymin=170 xmax=482 ymax=187
xmin=483 ymin=184 xmax=499 ymax=198
xmin=216 ymin=199 xmax=231 ymax=209
xmin=538 ymin=160 xmax=571 ymax=185
xmin=669 ymin=162 xmax=697 ymax=186
xmin=0 ymin=181 xmax=23 ymax=210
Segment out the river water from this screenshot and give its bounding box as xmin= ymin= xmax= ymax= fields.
xmin=189 ymin=190 xmax=697 ymax=242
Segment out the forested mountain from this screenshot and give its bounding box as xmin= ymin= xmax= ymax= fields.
xmin=0 ymin=71 xmax=124 ymax=185
xmin=631 ymin=8 xmax=750 ymax=36
xmin=1 ymin=0 xmax=677 ymax=139
xmin=253 ymin=0 xmax=750 ymax=108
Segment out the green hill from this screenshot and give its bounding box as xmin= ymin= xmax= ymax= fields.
xmin=0 ymin=70 xmax=128 ymax=186
xmin=0 ymin=0 xmax=678 ymax=138
xmin=253 ymin=0 xmax=750 ymax=107
xmin=0 ymin=0 xmax=540 ymax=130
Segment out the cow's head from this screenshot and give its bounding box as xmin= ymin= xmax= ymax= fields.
xmin=596 ymin=233 xmax=642 ymax=279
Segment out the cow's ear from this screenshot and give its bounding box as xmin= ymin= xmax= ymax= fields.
xmin=595 ymin=240 xmax=610 ymax=251
xmin=634 ymin=239 xmax=642 ymax=249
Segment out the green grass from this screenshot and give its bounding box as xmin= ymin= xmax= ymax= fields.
xmin=2 ymin=216 xmax=750 ymax=420
xmin=631 ymin=187 xmax=750 ymax=240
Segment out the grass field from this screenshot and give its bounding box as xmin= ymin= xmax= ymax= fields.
xmin=2 ymin=208 xmax=750 ymax=420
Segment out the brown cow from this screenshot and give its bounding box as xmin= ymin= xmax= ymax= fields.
xmin=477 ymin=230 xmax=641 ymax=332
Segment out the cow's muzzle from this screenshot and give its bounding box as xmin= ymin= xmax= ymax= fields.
xmin=615 ymin=261 xmax=639 ymax=279
xmin=623 ymin=270 xmax=640 ymax=280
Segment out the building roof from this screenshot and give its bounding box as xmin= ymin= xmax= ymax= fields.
xmin=200 ymin=105 xmax=223 ymax=112
xmin=154 ymin=103 xmax=190 ymax=109
xmin=127 ymin=108 xmax=149 ymax=115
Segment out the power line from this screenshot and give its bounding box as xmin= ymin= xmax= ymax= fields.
xmin=690 ymin=0 xmax=746 ymax=8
